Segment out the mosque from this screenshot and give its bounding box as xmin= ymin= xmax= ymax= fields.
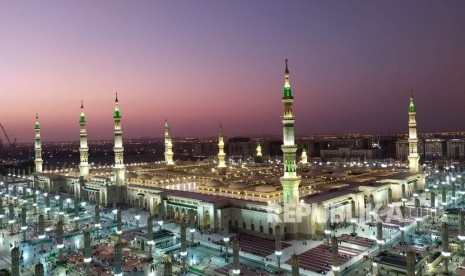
xmin=32 ymin=60 xmax=425 ymax=240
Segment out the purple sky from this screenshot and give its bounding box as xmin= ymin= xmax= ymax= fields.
xmin=1 ymin=1 xmax=464 ymax=142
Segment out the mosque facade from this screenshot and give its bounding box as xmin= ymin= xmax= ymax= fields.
xmin=32 ymin=61 xmax=426 ymax=239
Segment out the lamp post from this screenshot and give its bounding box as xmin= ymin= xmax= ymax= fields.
xmin=56 ymin=220 xmax=64 ymax=259
xmin=232 ymin=238 xmax=240 ymax=275
xmin=74 ymin=199 xmax=79 ymax=230
xmin=11 ymin=247 xmax=19 ymax=276
xmin=66 ymin=198 xmax=71 ymax=212
xmin=116 ymin=209 xmax=122 ymax=235
xmin=95 ymin=204 xmax=100 ymax=238
xmin=114 ymin=239 xmax=123 ymax=276
xmin=274 ymin=225 xmax=281 ymax=274
xmin=147 ymin=216 xmax=154 ymax=259
xmin=0 ymin=197 xmax=4 ymax=229
xmin=180 ymin=224 xmax=187 ymax=273
xmin=189 ymin=211 xmax=195 ymax=246
xmin=112 ymin=208 xmax=118 ymax=223
xmin=21 ymin=206 xmax=27 ymax=241
xmin=58 ymin=196 xmax=64 ymax=219
xmin=44 ymin=193 xmax=50 ymax=220
xmin=8 ymin=203 xmax=15 ymax=235
xmin=83 ymin=230 xmax=91 ymax=275
xmin=38 ymin=214 xmax=45 ymax=253
xmin=135 ymin=214 xmax=140 ymax=228
xmin=331 ymin=235 xmax=340 ymax=276
xmin=33 ymin=190 xmax=38 ymax=215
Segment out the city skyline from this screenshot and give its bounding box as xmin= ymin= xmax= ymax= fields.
xmin=1 ymin=1 xmax=464 ymax=142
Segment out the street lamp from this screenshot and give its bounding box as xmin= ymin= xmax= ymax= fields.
xmin=112 ymin=209 xmax=118 ymax=222
xmin=223 ymin=236 xmax=230 ymax=260
xmin=324 ymin=229 xmax=331 ymax=244
xmin=135 ymin=215 xmax=140 ymax=228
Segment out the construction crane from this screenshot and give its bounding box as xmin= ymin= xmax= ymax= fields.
xmin=0 ymin=123 xmax=17 ymax=148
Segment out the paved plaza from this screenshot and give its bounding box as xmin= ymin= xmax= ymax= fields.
xmin=1 ymin=165 xmax=465 ymax=276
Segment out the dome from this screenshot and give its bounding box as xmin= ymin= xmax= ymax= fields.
xmin=255 ymin=184 xmax=277 ymax=193
xmin=227 ymin=182 xmax=248 ymax=190
xmin=205 ymin=179 xmax=224 ymax=187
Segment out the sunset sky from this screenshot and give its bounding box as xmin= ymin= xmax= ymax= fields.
xmin=1 ymin=1 xmax=464 ymax=142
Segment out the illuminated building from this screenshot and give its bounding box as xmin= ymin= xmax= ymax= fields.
xmin=407 ymin=93 xmax=420 ymax=174
xmin=217 ymin=124 xmax=226 ymax=175
xmin=79 ymin=101 xmax=90 ymax=178
xmin=34 ymin=114 xmax=43 ymax=173
xmin=113 ymin=93 xmax=126 ymax=186
xmin=279 ymin=59 xmax=301 ymax=237
xmin=164 ymin=119 xmax=174 ymax=166
xmin=301 ymin=148 xmax=307 ymax=164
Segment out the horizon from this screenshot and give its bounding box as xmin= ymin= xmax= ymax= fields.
xmin=12 ymin=129 xmax=465 ymax=144
xmin=1 ymin=1 xmax=464 ymax=143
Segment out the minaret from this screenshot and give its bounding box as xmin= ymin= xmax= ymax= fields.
xmin=280 ymin=60 xmax=301 ymax=201
xmin=34 ymin=114 xmax=43 ymax=173
xmin=280 ymin=60 xmax=301 ymax=237
xmin=408 ymin=92 xmax=420 ymax=173
xmin=256 ymin=143 xmax=262 ymax=157
xmin=217 ymin=124 xmax=227 ymax=175
xmin=164 ymin=119 xmax=174 ymax=166
xmin=79 ymin=101 xmax=89 ymax=178
xmin=301 ymin=147 xmax=308 ymax=164
xmin=255 ymin=143 xmax=263 ymax=163
xmin=113 ymin=93 xmax=126 ymax=186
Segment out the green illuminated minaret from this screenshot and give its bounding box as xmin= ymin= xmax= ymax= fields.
xmin=79 ymin=100 xmax=90 ymax=178
xmin=408 ymin=91 xmax=420 ymax=173
xmin=34 ymin=114 xmax=43 ymax=173
xmin=217 ymin=124 xmax=227 ymax=174
xmin=164 ymin=119 xmax=174 ymax=166
xmin=113 ymin=93 xmax=126 ymax=186
xmin=279 ymin=60 xmax=301 ymax=236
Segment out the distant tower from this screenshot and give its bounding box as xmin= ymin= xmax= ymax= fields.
xmin=34 ymin=114 xmax=43 ymax=173
xmin=280 ymin=60 xmax=301 ymax=236
xmin=164 ymin=119 xmax=174 ymax=166
xmin=301 ymin=147 xmax=308 ymax=164
xmin=217 ymin=124 xmax=227 ymax=175
xmin=113 ymin=93 xmax=126 ymax=186
xmin=408 ymin=92 xmax=420 ymax=174
xmin=255 ymin=143 xmax=263 ymax=163
xmin=79 ymin=101 xmax=89 ymax=178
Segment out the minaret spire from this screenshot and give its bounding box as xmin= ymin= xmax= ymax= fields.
xmin=408 ymin=91 xmax=419 ymax=173
xmin=113 ymin=93 xmax=126 ymax=186
xmin=164 ymin=119 xmax=174 ymax=166
xmin=279 ymin=59 xmax=301 ymax=237
xmin=34 ymin=114 xmax=43 ymax=173
xmin=217 ymin=124 xmax=226 ymax=175
xmin=79 ymin=101 xmax=89 ymax=178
